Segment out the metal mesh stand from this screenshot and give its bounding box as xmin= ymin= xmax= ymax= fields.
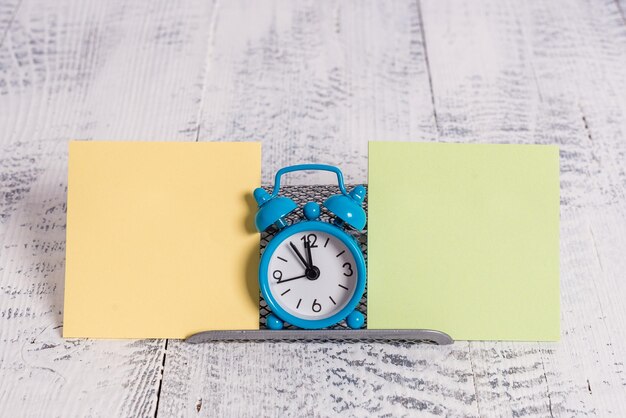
xmin=186 ymin=329 xmax=453 ymax=345
xmin=185 ymin=184 xmax=454 ymax=345
xmin=259 ymin=185 xmax=368 ymax=330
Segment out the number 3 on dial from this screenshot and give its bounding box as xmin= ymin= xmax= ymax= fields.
xmin=342 ymin=262 xmax=353 ymax=277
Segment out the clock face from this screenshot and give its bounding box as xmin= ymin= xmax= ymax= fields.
xmin=266 ymin=229 xmax=358 ymax=321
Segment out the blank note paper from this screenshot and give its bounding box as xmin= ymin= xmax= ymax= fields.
xmin=64 ymin=141 xmax=261 ymax=339
xmin=367 ymin=142 xmax=560 ymax=341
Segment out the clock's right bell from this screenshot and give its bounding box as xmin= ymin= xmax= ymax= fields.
xmin=323 ymin=185 xmax=366 ymax=231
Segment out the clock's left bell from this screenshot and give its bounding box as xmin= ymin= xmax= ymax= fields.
xmin=253 ymin=188 xmax=297 ymax=231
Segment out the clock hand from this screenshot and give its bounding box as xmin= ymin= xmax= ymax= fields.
xmin=289 ymin=241 xmax=309 ymax=269
xmin=305 ymin=237 xmax=314 ymax=268
xmin=277 ymin=273 xmax=307 ymax=284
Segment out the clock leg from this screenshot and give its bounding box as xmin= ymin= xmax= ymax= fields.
xmin=266 ymin=313 xmax=284 ymax=330
xmin=346 ymin=310 xmax=364 ymax=329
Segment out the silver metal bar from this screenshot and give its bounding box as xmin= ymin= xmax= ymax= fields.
xmin=185 ymin=329 xmax=454 ymax=345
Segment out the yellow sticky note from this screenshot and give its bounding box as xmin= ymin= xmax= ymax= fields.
xmin=367 ymin=142 xmax=560 ymax=341
xmin=64 ymin=141 xmax=261 ymax=338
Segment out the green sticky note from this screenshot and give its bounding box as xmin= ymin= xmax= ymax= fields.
xmin=367 ymin=142 xmax=560 ymax=341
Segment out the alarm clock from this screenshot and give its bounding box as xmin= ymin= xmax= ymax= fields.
xmin=254 ymin=164 xmax=367 ymax=330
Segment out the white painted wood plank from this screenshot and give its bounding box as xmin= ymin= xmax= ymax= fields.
xmin=161 ymin=341 xmax=478 ymax=417
xmin=419 ymin=1 xmax=557 ymax=415
xmin=0 ymin=0 xmax=218 ymax=415
xmin=615 ymin=0 xmax=626 ymax=41
xmin=0 ymin=0 xmax=21 ymax=46
xmin=0 ymin=0 xmax=213 ymax=145
xmin=0 ymin=141 xmax=164 ymax=417
xmin=420 ymin=0 xmax=626 ymax=416
xmin=157 ymin=1 xmax=481 ymax=417
xmin=1 ymin=0 xmax=625 ymax=416
xmin=192 ymin=0 xmax=438 ymax=184
xmin=521 ymin=0 xmax=626 ymax=414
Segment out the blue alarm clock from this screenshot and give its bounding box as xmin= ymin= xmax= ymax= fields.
xmin=254 ymin=164 xmax=367 ymax=330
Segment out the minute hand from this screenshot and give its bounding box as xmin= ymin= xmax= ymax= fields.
xmin=289 ymin=242 xmax=309 ymax=269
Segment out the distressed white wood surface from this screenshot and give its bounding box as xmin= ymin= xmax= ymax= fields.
xmin=1 ymin=0 xmax=625 ymax=417
xmin=0 ymin=0 xmax=215 ymax=416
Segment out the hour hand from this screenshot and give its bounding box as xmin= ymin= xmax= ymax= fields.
xmin=289 ymin=241 xmax=309 ymax=269
xmin=277 ymin=273 xmax=307 ymax=284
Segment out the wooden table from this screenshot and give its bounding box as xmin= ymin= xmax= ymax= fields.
xmin=1 ymin=0 xmax=625 ymax=416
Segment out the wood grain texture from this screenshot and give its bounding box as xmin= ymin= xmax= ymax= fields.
xmin=192 ymin=0 xmax=437 ymax=184
xmin=0 ymin=0 xmax=216 ymax=416
xmin=157 ymin=1 xmax=476 ymax=416
xmin=420 ymin=0 xmax=626 ymax=416
xmin=0 ymin=140 xmax=162 ymax=417
xmin=0 ymin=0 xmax=20 ymax=47
xmin=1 ymin=0 xmax=626 ymax=416
xmin=160 ymin=340 xmax=478 ymax=417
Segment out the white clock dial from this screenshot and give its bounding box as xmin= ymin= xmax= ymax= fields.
xmin=267 ymin=229 xmax=358 ymax=321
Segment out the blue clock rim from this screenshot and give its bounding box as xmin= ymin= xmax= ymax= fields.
xmin=259 ymin=220 xmax=366 ymax=329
